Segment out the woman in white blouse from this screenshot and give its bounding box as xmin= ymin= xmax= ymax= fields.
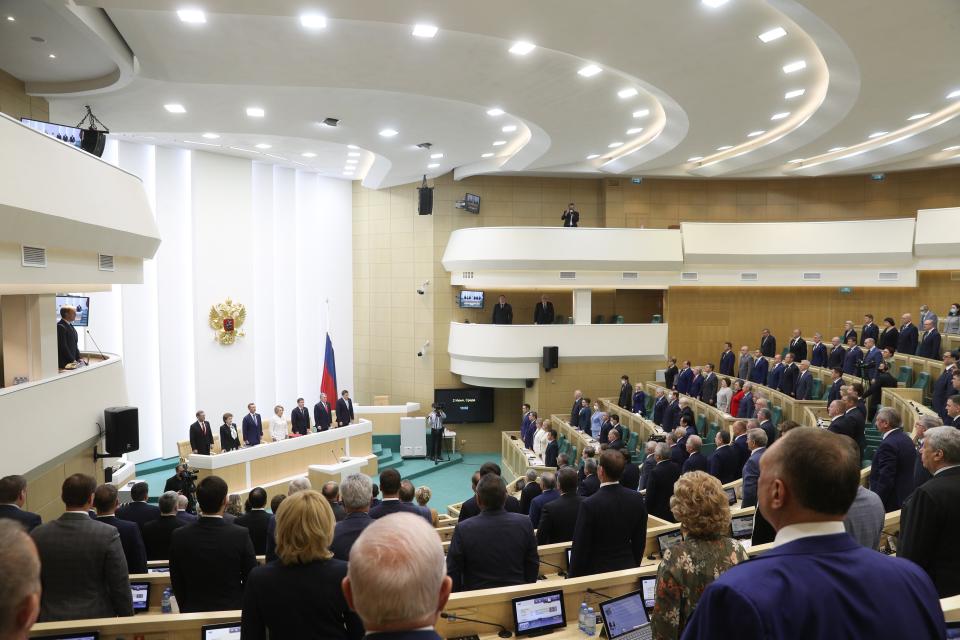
xmin=716 ymin=378 xmax=733 ymax=415
xmin=270 ymin=405 xmax=288 ymax=442
xmin=533 ymin=419 xmax=548 ymax=457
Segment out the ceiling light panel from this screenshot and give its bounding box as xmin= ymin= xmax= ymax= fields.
xmin=908 ymin=113 xmax=930 ymax=121
xmin=747 ymin=130 xmax=765 ymax=137
xmin=627 ymin=128 xmax=644 ymax=135
xmin=618 ymin=88 xmax=639 ymax=99
xmin=246 ymin=107 xmax=265 ymax=117
xmin=427 ymin=163 xmax=440 ymax=168
xmin=509 ymin=41 xmax=536 ymax=55
xmin=771 ymin=112 xmax=790 ymax=120
xmin=255 ymin=143 xmax=271 ymax=149
xmin=586 ymin=154 xmax=600 ymax=159
xmin=868 ymin=131 xmax=888 ymax=139
xmin=379 ymin=128 xmax=398 ymax=137
xmin=758 ymin=27 xmax=786 ymax=43
xmin=481 ymin=152 xmax=494 ymax=158
xmin=412 ymin=24 xmax=438 ymax=38
xmin=177 ymin=9 xmax=206 ymax=24
xmin=430 ymin=153 xmax=444 ymax=159
xmin=716 ymin=145 xmax=733 ymax=151
xmin=633 ymin=109 xmax=650 ymax=119
xmin=302 ymin=152 xmax=317 ymax=157
xmin=486 ymin=108 xmax=505 ymax=117
xmin=578 ymin=65 xmax=602 ymax=77
xmin=608 ymin=141 xmax=623 ymax=148
xmin=687 ymin=156 xmax=704 ymax=162
xmin=702 ymin=0 xmax=729 ymax=7
xmin=164 ymin=103 xmax=186 ymax=113
xmin=948 ymin=90 xmax=960 ymax=100
xmin=201 ymin=132 xmax=219 ymax=139
xmin=492 ymin=140 xmax=507 ymax=146
xmin=785 ymin=89 xmax=805 ymax=99
xmin=300 ymin=14 xmax=327 ymax=29
xmin=782 ymin=60 xmax=806 ymax=74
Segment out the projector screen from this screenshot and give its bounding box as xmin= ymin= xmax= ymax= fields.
xmin=434 ymin=387 xmax=494 ymax=423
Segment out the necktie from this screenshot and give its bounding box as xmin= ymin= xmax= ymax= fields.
xmin=201 ymin=423 xmax=205 ymax=435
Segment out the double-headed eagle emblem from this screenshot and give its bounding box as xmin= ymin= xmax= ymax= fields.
xmin=209 ymin=298 xmax=247 ymax=345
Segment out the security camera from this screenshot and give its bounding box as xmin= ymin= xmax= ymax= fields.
xmin=417 ymin=288 xmax=425 ymax=295
xmin=417 ymin=340 xmax=430 ymax=357
xmin=417 ymin=280 xmax=430 ymax=295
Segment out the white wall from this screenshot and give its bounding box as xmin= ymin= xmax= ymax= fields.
xmin=83 ymin=145 xmax=354 ymax=461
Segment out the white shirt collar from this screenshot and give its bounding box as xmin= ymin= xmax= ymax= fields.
xmin=773 ymin=521 xmax=846 ymax=547
xmin=881 ymin=427 xmax=901 ymax=440
xmin=751 ymin=446 xmax=766 ymax=455
xmin=382 ymin=497 xmax=400 ymax=502
xmin=0 ymin=503 xmax=20 ymax=509
xmin=600 ymin=481 xmax=619 ymax=487
xmin=934 ymin=464 xmax=960 ymax=476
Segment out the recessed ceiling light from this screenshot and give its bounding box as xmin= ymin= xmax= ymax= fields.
xmin=627 ymin=127 xmax=644 ymax=135
xmin=255 ymin=143 xmax=271 ymax=149
xmin=907 ymin=112 xmax=930 ymax=121
xmin=782 ymin=60 xmax=806 ymax=74
xmin=501 ymin=125 xmax=517 ymax=133
xmin=492 ymin=140 xmax=507 ymax=146
xmin=828 ymin=146 xmax=846 ymax=152
xmin=246 ymin=107 xmax=265 ymax=118
xmin=758 ymin=27 xmax=786 ymax=43
xmin=486 ymin=107 xmax=505 ymax=117
xmin=183 ymin=140 xmax=220 ymax=147
xmin=228 ymin=146 xmax=257 ymax=153
xmin=346 ymin=159 xmax=358 ymax=164
xmin=201 ymin=132 xmax=219 ymax=139
xmin=771 ymin=111 xmax=790 ymax=121
xmin=702 ymin=0 xmax=729 ymax=7
xmin=412 ymin=24 xmax=438 ymax=38
xmin=868 ymin=131 xmax=888 ymax=139
xmin=430 ymin=153 xmax=443 ymax=159
xmin=302 ymin=152 xmax=317 ymax=158
xmin=632 ymin=109 xmax=650 ymax=119
xmin=347 ymin=144 xmax=359 ymax=149
xmin=481 ymin=152 xmax=494 ymax=158
xmin=48 ymin=53 xmax=56 ymax=59
xmin=788 ymin=158 xmax=804 ymax=163
xmin=164 ymin=103 xmax=186 ymax=113
xmin=348 ymin=152 xmax=361 ymax=157
xmin=578 ymin=64 xmax=602 ymax=77
xmin=785 ymin=89 xmax=805 ymax=99
xmin=716 ymin=145 xmax=733 ymax=151
xmin=948 ymin=90 xmax=960 ymax=100
xmin=509 ymin=41 xmax=536 ymax=55
xmin=608 ymin=141 xmax=624 ymax=148
xmin=5 ymin=16 xmax=14 ymax=22
xmin=747 ymin=130 xmax=765 ymax=137
xmin=177 ymin=9 xmax=206 ymax=24
xmin=379 ymin=128 xmax=398 ymax=137
xmin=586 ymin=154 xmax=600 ymax=159
xmin=300 ymin=14 xmax=327 ymax=29
xmin=687 ymin=156 xmax=704 ymax=162
xmin=943 ymin=145 xmax=960 ymax=152
xmin=263 ymin=153 xmax=285 ymax=160
xmin=618 ymin=88 xmax=639 ymax=99
xmin=427 ymin=163 xmax=440 ymax=168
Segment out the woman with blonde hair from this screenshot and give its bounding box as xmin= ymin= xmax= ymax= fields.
xmin=241 ymin=490 xmax=363 ymax=639
xmin=270 ymin=404 xmax=288 ymax=442
xmin=650 ymin=471 xmax=749 ymax=639
xmin=415 ymin=485 xmax=439 ymax=527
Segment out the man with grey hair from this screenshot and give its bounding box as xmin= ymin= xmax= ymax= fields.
xmin=578 ymin=457 xmax=600 ymax=497
xmin=913 ymin=414 xmax=943 ymax=488
xmin=682 ymin=435 xmax=708 ymax=474
xmin=331 ymin=473 xmax=373 ymax=561
xmin=528 ymin=472 xmax=559 ymax=528
xmin=343 ymin=513 xmax=450 ymax=639
xmin=900 ymin=426 xmax=960 ymax=597
xmin=646 ymin=442 xmax=681 ymax=521
xmin=175 ymin=494 xmax=196 ymax=524
xmin=738 ymin=345 xmax=754 ymax=381
xmin=639 ymin=441 xmax=657 ymax=490
xmin=741 ymin=428 xmax=768 ymax=508
xmin=869 ymin=407 xmax=917 ymax=512
xmin=756 ymin=408 xmax=776 ymax=446
xmin=519 ymin=469 xmax=541 ymax=515
xmin=0 ymin=520 xmax=41 ymax=639
xmin=738 ymin=382 xmax=755 ymax=420
xmin=142 ymin=491 xmax=183 ymax=560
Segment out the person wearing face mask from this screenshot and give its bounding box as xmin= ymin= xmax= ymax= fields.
xmin=944 ymin=303 xmax=960 ymax=335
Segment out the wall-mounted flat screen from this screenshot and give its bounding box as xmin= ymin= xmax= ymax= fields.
xmin=21 ymin=117 xmax=84 ymax=149
xmin=464 ymin=193 xmax=481 ymax=214
xmin=434 ymin=387 xmax=494 ymax=423
xmin=458 ymin=290 xmax=484 ymax=309
xmin=56 ymin=295 xmax=90 ymax=327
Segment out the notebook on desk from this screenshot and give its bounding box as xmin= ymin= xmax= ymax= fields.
xmin=598 ymin=590 xmax=653 ymax=640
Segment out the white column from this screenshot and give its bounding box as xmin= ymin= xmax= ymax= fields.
xmin=573 ymin=289 xmax=592 ymax=325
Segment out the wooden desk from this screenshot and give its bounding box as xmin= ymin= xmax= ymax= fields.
xmin=501 ymin=431 xmax=554 ymax=482
xmin=597 ymin=398 xmax=656 ymax=442
xmin=643 ymin=382 xmax=736 ymax=435
xmin=550 ymin=415 xmax=599 ymax=464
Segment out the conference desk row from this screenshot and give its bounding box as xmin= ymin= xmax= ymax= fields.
xmin=643 ymin=381 xmax=737 ymax=435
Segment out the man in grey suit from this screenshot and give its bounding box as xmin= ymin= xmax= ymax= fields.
xmin=844 ymin=484 xmax=885 ymax=550
xmin=738 ymin=345 xmax=754 ymax=381
xmin=31 ymin=474 xmax=133 ymax=621
xmin=741 ymin=429 xmax=768 ymax=508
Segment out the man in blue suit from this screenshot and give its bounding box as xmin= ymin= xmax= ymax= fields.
xmin=843 ymin=338 xmax=862 ymax=376
xmin=827 ymin=368 xmax=844 ymax=403
xmin=674 ymin=361 xmax=693 ymax=395
xmin=652 ymin=389 xmax=668 ymax=426
xmin=330 ymin=474 xmax=374 ymax=561
xmin=683 ymin=427 xmax=946 ymax=640
xmin=862 ymin=337 xmax=884 ymax=373
xmin=732 ymin=421 xmax=750 ymax=470
xmin=861 ymin=313 xmax=880 ymax=345
xmin=0 ymin=475 xmax=42 ymax=532
xmin=756 ymin=409 xmax=776 ymax=446
xmin=94 ymin=483 xmax=147 ymax=574
xmin=740 ymin=428 xmax=767 ymax=508
xmin=528 ymin=472 xmax=559 ymax=528
xmin=759 ymin=328 xmax=776 ymax=358
xmin=719 ymin=342 xmax=735 ymax=376
xmin=709 ymin=431 xmax=741 ymax=484
xmin=869 ymin=408 xmax=917 ymax=512
xmin=116 ymin=482 xmax=161 ymax=531
xmin=242 ymin=403 xmax=263 ymax=446
xmin=916 ymin=318 xmax=941 ymax=359
xmin=737 ymin=382 xmax=754 ymax=419
xmin=662 ymin=394 xmax=680 ymax=431
xmin=750 ymin=349 xmax=768 ymax=385
xmin=794 ymin=360 xmax=813 ymax=400
xmin=644 ymin=444 xmax=681 ymax=523
xmin=898 ymin=313 xmax=919 ymax=356
xmin=668 ymin=430 xmax=687 ymax=466
xmin=682 ymin=436 xmax=709 ymax=474
xmin=810 ymin=333 xmax=828 ymax=367
xmin=932 ymin=350 xmax=957 ymax=421
xmin=767 ymin=354 xmax=784 ymax=390
xmin=689 ymin=367 xmax=704 ymax=399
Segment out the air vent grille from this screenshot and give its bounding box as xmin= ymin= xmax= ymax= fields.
xmin=98 ymin=254 xmax=115 ymax=271
xmin=802 ymin=272 xmax=822 ymax=281
xmin=622 ymin=272 xmax=639 ymax=280
xmin=680 ymin=272 xmax=699 ymax=281
xmin=740 ymin=272 xmax=759 ymax=282
xmin=21 ymin=245 xmax=46 ymax=268
xmin=461 ymin=271 xmax=474 ymax=279
xmin=559 ymin=271 xmax=576 ymax=280
xmin=878 ymin=272 xmax=899 ymax=282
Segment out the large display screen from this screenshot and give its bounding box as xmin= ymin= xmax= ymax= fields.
xmin=56 ymin=295 xmax=90 ymax=327
xmin=21 ymin=117 xmax=84 ymax=149
xmin=434 ymin=387 xmax=494 ymax=423
xmin=464 ymin=193 xmax=481 ymax=214
xmin=458 ymin=290 xmax=484 ymax=309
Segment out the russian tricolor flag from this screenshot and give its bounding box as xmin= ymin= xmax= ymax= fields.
xmin=321 ymin=333 xmax=338 ymax=403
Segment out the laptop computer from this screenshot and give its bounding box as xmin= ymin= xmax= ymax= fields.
xmin=130 ymin=581 xmax=150 ymax=614
xmin=511 ymin=589 xmax=566 ymax=637
xmin=640 ymin=577 xmax=657 ymax=615
xmin=724 ymin=487 xmax=737 ymax=505
xmin=200 ymin=623 xmax=242 ymax=640
xmin=731 ymin=514 xmax=754 ymax=548
xmin=598 ymin=590 xmax=653 ymax=640
xmin=656 ymin=530 xmax=683 ymax=556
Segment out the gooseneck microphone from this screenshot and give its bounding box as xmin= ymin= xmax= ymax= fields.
xmin=85 ymin=329 xmax=106 ymax=365
xmin=537 ymin=559 xmax=567 ymax=578
xmin=440 ymin=612 xmax=512 ymax=638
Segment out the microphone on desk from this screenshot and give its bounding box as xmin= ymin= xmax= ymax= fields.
xmin=85 ymin=329 xmax=106 ymax=365
xmin=537 ymin=559 xmax=567 ymax=578
xmin=440 ymin=612 xmax=512 ymax=638
xmin=586 ymin=587 xmax=615 ymax=599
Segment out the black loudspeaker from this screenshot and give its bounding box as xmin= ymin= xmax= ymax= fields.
xmin=104 ymin=406 xmax=139 ymax=456
xmin=418 ymin=186 xmax=434 ymax=215
xmin=80 ymin=129 xmax=107 ymax=158
xmin=543 ymin=346 xmax=559 ymax=371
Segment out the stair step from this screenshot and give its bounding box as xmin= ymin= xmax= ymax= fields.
xmin=372 ymin=444 xmax=383 ymax=455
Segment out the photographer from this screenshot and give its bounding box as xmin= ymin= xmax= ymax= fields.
xmin=561 ymin=202 xmax=579 ymax=227
xmin=164 ymin=463 xmax=199 ymax=513
xmin=428 ymin=403 xmax=447 ymax=462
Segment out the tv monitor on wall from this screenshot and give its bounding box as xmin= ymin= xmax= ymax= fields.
xmin=56 ymin=295 xmax=90 ymax=327
xmin=20 ymin=118 xmax=84 ymax=149
xmin=434 ymin=387 xmax=494 ymax=423
xmin=458 ymin=290 xmax=484 ymax=309
xmin=464 ymin=193 xmax=481 ymax=214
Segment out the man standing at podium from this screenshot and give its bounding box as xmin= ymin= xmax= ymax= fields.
xmin=242 ymin=404 xmax=263 ymax=447
xmin=189 ymin=411 xmax=214 ymax=455
xmin=314 ymin=393 xmax=333 ymax=431
xmin=428 ymin=403 xmax=447 ymax=462
xmin=336 ymin=390 xmax=354 ymax=427
xmin=56 ymin=305 xmax=82 ymax=368
xmin=290 ymin=398 xmax=311 ymax=436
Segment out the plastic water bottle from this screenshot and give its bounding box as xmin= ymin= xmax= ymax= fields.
xmin=161 ymin=587 xmax=172 ymax=613
xmin=578 ymin=601 xmax=588 ymax=632
xmin=585 ymin=607 xmax=596 ymax=636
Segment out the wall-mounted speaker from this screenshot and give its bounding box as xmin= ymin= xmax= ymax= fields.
xmin=525 ymin=379 xmax=534 ymax=389
xmin=543 ymin=346 xmax=559 ymax=371
xmin=80 ymin=129 xmax=107 ymax=158
xmin=104 ymin=406 xmax=139 ymax=456
xmin=418 ymin=186 xmax=434 ymax=215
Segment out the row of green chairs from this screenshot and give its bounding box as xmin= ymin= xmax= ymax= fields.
xmin=594 ymin=315 xmax=626 ymax=324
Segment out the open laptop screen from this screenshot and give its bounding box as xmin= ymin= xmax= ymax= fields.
xmin=731 ymin=514 xmax=754 ymax=540
xmin=724 ymin=487 xmax=737 ymax=505
xmin=201 ymin=623 xmax=242 ymax=640
xmin=641 ymin=577 xmax=657 ymax=613
xmin=599 ymin=590 xmax=651 ymax=639
xmin=511 ymin=589 xmax=566 ymax=636
xmin=657 ymin=530 xmax=683 ymax=555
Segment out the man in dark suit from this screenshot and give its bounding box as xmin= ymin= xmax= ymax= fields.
xmin=740 ymin=429 xmax=768 ymax=508
xmin=948 ymin=395 xmax=960 ymax=428
xmin=842 ymin=320 xmax=857 ymax=346
xmin=336 ymin=390 xmax=355 ymax=427
xmin=570 ymin=390 xmax=583 ymax=426
xmin=528 ymin=472 xmax=559 ymax=528
xmin=56 ymin=305 xmax=82 ymax=368
xmin=370 ymin=469 xmax=433 ymax=524
xmin=578 ymin=458 xmax=600 ymax=497
xmin=668 ymin=429 xmax=687 ymax=466
xmin=860 ymin=314 xmax=879 ymax=345
xmin=738 ymin=382 xmax=755 ymax=419
xmin=142 ymin=491 xmax=184 ymax=560
xmin=116 ymin=481 xmax=160 ymax=531
xmin=323 ymin=481 xmax=348 ymax=522
xmin=577 ymin=397 xmax=592 ymax=432
xmin=236 ymin=487 xmax=272 ymax=554
xmin=880 ymin=317 xmax=899 ymax=353
xmin=331 ymin=474 xmax=374 ymax=561
xmin=605 ymin=426 xmax=626 ymax=451
xmin=869 ymin=408 xmax=917 ymax=512
xmin=533 ymin=294 xmax=555 ymax=325
xmin=719 ymin=342 xmax=735 ymax=376
xmin=683 ymin=427 xmax=946 ymax=640
xmin=779 ymin=353 xmax=799 ymax=397
xmin=732 ymin=421 xmax=750 ymax=470
xmin=898 ymin=313 xmax=919 ymax=356
xmin=863 ymin=361 xmax=898 ymax=420
xmin=767 ymin=355 xmax=785 ymax=390
xmin=491 ymin=295 xmax=513 ymax=324
xmin=569 ymin=450 xmax=648 ymax=577
xmin=709 ymin=431 xmax=740 ymax=484
xmin=795 ymin=360 xmax=814 ymax=400
xmin=843 ymin=338 xmax=862 ymax=376
xmin=31 ymin=473 xmax=133 ymax=621
xmin=662 ymin=394 xmax=680 ymax=432
xmin=644 ymin=443 xmax=681 ymax=522
xmin=810 ymin=333 xmax=828 ymax=367
xmin=652 ymin=389 xmax=668 ymax=426
xmin=916 ymin=319 xmax=941 ymax=359
xmin=189 ymin=410 xmax=214 ymax=455
xmin=638 ymin=442 xmax=657 ymax=490
xmin=242 ymin=403 xmax=263 ymax=446
xmin=827 ymin=368 xmax=844 ymax=403
xmin=536 ymin=468 xmax=582 ymax=545
xmin=543 ymin=429 xmax=559 ymax=467
xmin=447 ymin=474 xmax=538 ymax=591
xmin=788 ymin=329 xmax=807 ymax=362
xmin=827 ymin=336 xmax=846 ymax=370
xmin=700 ymin=364 xmax=719 ymax=406
xmin=932 ymin=350 xmax=958 ymax=421
xmin=664 ymin=359 xmax=679 ymax=390
xmin=94 ymin=483 xmax=147 ymax=574
xmin=689 ymin=367 xmax=704 ymax=399
xmin=750 ymin=350 xmax=768 ymax=385
xmin=759 ymin=328 xmax=776 ymax=358
xmin=176 ymin=495 xmax=198 ymax=523
xmin=617 ymin=374 xmax=632 ymax=409
xmin=169 ymin=475 xmax=257 ymax=612
xmin=290 ymin=398 xmax=311 ymax=435
xmin=619 ymin=448 xmax=641 ymax=490
xmin=829 ymin=394 xmax=866 ymax=458
xmin=682 ymin=435 xmax=709 ymax=474
xmin=757 ymin=409 xmax=776 ymax=446
xmin=518 ymin=470 xmax=541 ymax=514
xmin=561 ymin=202 xmax=580 ymax=227
xmin=900 ymin=425 xmax=960 ymax=597
xmin=674 ymin=361 xmax=693 ymax=394
xmin=314 ymin=392 xmax=333 ymax=431
xmin=862 ymin=338 xmax=884 ymax=374
xmin=0 ymin=475 xmax=42 ymax=531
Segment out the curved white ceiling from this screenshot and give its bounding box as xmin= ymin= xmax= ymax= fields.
xmin=3 ymin=0 xmax=959 ymax=187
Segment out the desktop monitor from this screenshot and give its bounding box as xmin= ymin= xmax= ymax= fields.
xmin=731 ymin=514 xmax=755 ymax=541
xmin=657 ymin=530 xmax=683 ymax=556
xmin=511 ymin=589 xmax=566 ymax=637
xmin=598 ymin=590 xmax=653 ymax=640
xmin=201 ymin=623 xmax=242 ymax=640
xmin=33 ymin=634 xmax=98 ymax=640
xmin=458 ymin=289 xmax=484 ymax=309
xmin=640 ymin=577 xmax=657 ymax=614
xmin=464 ymin=193 xmax=481 ymax=214
xmin=131 ymin=582 xmax=150 ymax=613
xmin=724 ymin=487 xmax=737 ymax=505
